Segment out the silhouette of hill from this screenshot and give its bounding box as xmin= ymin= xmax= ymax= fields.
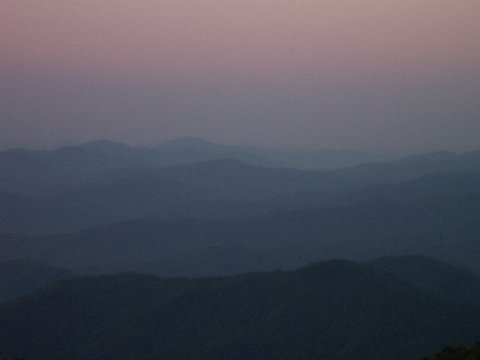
xmin=1 ymin=261 xmax=479 ymax=360
xmin=369 ymin=255 xmax=480 ymax=304
xmin=0 ymin=260 xmax=72 ymax=302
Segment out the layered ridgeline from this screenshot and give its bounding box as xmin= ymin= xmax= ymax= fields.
xmin=2 ymin=190 xmax=480 ymax=275
xmin=1 ymin=141 xmax=480 ymax=276
xmin=0 ymin=159 xmax=352 ymax=235
xmin=2 ymin=260 xmax=480 ymax=360
xmin=1 ymin=138 xmax=478 ymax=198
xmin=1 ymin=141 xmax=480 ymax=237
xmin=2 ymin=254 xmax=479 ymax=305
xmin=0 ymin=138 xmax=389 ymax=196
xmin=2 ymin=163 xmax=480 ymax=237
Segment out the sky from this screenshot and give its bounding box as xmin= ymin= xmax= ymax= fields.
xmin=1 ymin=0 xmax=479 ymax=152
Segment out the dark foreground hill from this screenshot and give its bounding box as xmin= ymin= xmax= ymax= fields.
xmin=1 ymin=261 xmax=480 ymax=360
xmin=2 ymin=255 xmax=477 ymax=309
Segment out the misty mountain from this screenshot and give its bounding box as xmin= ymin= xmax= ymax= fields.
xmin=368 ymin=255 xmax=480 ymax=305
xmin=1 ymin=260 xmax=479 ymax=360
xmin=339 ymin=170 xmax=480 ymax=204
xmin=335 ymin=150 xmax=480 ymax=185
xmin=273 ymin=170 xmax=480 ymax=212
xmin=1 ymin=138 xmax=380 ymax=196
xmin=8 ymin=137 xmax=473 ymax=197
xmin=0 ymin=140 xmax=255 ymax=196
xmin=154 ymin=137 xmax=271 ymax=166
xmin=2 ymin=153 xmax=480 ymax=235
xmin=0 ymin=159 xmax=352 ymax=235
xmin=0 ymin=145 xmax=151 ymax=196
xmin=3 ymin=254 xmax=478 ymax=309
xmin=158 ymin=137 xmax=391 ymax=170
xmin=4 ymin=2 xmax=480 ymax=359
xmin=2 ymin=191 xmax=480 ymax=275
xmin=0 ymin=259 xmax=72 ymax=303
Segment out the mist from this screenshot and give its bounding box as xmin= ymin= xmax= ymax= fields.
xmin=2 ymin=0 xmax=479 ymax=152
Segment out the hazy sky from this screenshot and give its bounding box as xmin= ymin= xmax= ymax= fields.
xmin=1 ymin=0 xmax=479 ymax=152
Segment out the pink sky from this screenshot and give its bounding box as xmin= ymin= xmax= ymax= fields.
xmin=3 ymin=0 xmax=479 ymax=82
xmin=1 ymin=1 xmax=480 ymax=151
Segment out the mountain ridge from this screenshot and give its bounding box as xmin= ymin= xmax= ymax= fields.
xmin=1 ymin=260 xmax=479 ymax=360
